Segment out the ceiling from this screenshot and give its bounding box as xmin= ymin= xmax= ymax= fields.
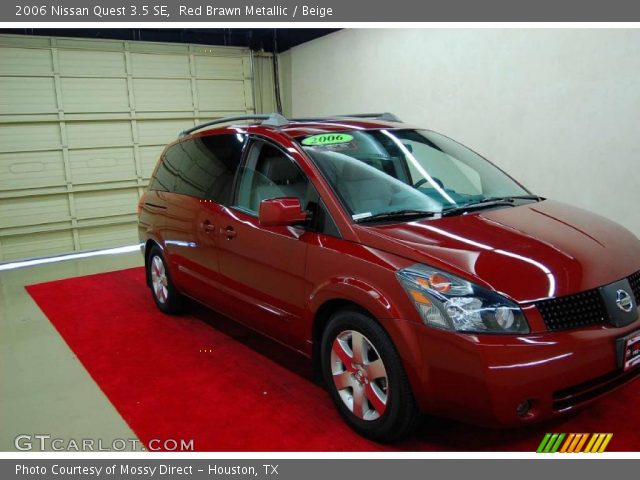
xmin=0 ymin=28 xmax=340 ymax=53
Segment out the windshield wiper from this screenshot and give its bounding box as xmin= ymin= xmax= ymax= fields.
xmin=441 ymin=195 xmax=543 ymax=217
xmin=356 ymin=209 xmax=438 ymax=223
xmin=490 ymin=195 xmax=543 ymax=202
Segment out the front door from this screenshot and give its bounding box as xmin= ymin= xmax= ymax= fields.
xmin=213 ymin=139 xmax=313 ymax=349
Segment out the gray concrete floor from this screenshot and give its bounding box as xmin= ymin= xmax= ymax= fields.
xmin=0 ymin=251 xmax=144 ymax=451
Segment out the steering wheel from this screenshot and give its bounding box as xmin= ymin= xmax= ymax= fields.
xmin=413 ymin=177 xmax=444 ymax=189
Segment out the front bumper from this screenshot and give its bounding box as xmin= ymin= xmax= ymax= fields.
xmin=386 ymin=313 xmax=640 ymax=427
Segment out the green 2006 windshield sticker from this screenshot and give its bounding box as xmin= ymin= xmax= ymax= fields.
xmin=301 ymin=133 xmax=354 ymax=146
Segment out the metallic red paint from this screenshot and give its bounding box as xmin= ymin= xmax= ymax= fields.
xmin=355 ymin=199 xmax=640 ymax=305
xmin=139 ymin=119 xmax=640 ymax=427
xmin=259 ymin=197 xmax=308 ymax=226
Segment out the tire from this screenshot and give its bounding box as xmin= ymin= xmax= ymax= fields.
xmin=321 ymin=308 xmax=420 ymax=442
xmin=147 ymin=245 xmax=183 ymax=314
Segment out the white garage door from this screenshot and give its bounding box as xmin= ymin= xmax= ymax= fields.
xmin=0 ymin=34 xmax=274 ymax=262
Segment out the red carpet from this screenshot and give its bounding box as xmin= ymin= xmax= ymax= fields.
xmin=26 ymin=267 xmax=640 ymax=451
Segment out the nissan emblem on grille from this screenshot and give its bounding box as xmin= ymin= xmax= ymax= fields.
xmin=616 ymin=289 xmax=634 ymax=313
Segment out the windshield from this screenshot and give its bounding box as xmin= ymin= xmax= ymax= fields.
xmin=299 ymin=129 xmax=531 ymax=221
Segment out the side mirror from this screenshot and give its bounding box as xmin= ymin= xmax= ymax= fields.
xmin=259 ymin=197 xmax=309 ymax=227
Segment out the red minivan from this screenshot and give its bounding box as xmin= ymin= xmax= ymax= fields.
xmin=138 ymin=113 xmax=640 ymax=441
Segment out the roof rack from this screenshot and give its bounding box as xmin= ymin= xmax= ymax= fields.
xmin=179 ymin=113 xmax=288 ymax=137
xmin=290 ymin=112 xmax=403 ymax=123
xmin=179 ymin=111 xmax=402 ymax=137
xmin=335 ymin=112 xmax=402 ymax=122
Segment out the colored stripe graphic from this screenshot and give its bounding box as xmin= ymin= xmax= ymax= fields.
xmin=598 ymin=434 xmax=613 ymax=453
xmin=537 ymin=433 xmax=566 ymax=453
xmin=584 ymin=434 xmax=598 ymax=452
xmin=544 ymin=433 xmax=559 ymax=453
xmin=550 ymin=433 xmax=565 ymax=453
xmin=567 ymin=433 xmax=589 ymax=453
xmin=586 ymin=433 xmax=613 ymax=453
xmin=591 ymin=434 xmax=606 ymax=452
xmin=559 ymin=433 xmax=575 ymax=453
xmin=567 ymin=433 xmax=584 ymax=452
xmin=574 ymin=433 xmax=589 ymax=452
xmin=539 ymin=433 xmax=613 ymax=453
xmin=536 ymin=433 xmax=552 ymax=453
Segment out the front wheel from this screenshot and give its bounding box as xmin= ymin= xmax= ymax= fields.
xmin=321 ymin=309 xmax=420 ymax=442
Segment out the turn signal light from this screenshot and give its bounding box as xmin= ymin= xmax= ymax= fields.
xmin=416 ymin=272 xmax=452 ymax=293
xmin=409 ymin=289 xmax=431 ymax=305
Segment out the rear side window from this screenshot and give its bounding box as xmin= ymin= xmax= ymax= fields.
xmin=149 ymin=145 xmax=180 ymax=192
xmin=149 ymin=134 xmax=246 ymax=203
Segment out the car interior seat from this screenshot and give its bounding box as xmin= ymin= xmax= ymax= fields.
xmin=250 ymin=155 xmax=307 ymax=211
xmin=337 ymin=160 xmax=394 ymax=214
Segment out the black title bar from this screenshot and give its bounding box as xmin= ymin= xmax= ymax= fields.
xmin=4 ymin=0 xmax=640 ymax=22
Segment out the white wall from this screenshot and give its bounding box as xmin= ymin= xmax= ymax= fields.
xmin=287 ymin=29 xmax=640 ymax=236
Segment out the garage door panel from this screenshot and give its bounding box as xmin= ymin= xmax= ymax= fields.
xmin=78 ymin=224 xmax=139 ymax=251
xmin=74 ymin=188 xmax=139 ymax=219
xmin=69 ymin=147 xmax=136 ymax=184
xmin=196 ymin=80 xmax=246 ymax=110
xmin=66 ymin=121 xmax=133 ymax=149
xmin=1 ymin=230 xmax=75 ymax=261
xmin=0 ymin=150 xmax=66 ymax=191
xmin=139 ymin=145 xmax=165 ymax=179
xmin=0 ymin=34 xmax=267 ymax=262
xmin=194 ymin=56 xmax=244 ymax=79
xmin=0 ymin=123 xmax=61 ymax=153
xmin=58 ymin=49 xmax=125 ymax=77
xmin=129 ymin=42 xmax=189 ymax=55
xmin=0 ymin=77 xmax=57 ymax=114
xmin=137 ymin=119 xmax=194 ymax=145
xmin=0 ymin=194 xmax=70 ymax=228
xmin=56 ymin=38 xmax=124 ymax=52
xmin=61 ymin=78 xmax=130 ymax=113
xmin=198 ymin=112 xmax=255 ymax=123
xmin=133 ymin=79 xmax=193 ymax=111
xmin=0 ymin=47 xmax=52 ymax=75
xmin=131 ymin=53 xmax=190 ymax=78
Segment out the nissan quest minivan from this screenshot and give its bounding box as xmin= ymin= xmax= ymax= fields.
xmin=138 ymin=113 xmax=640 ymax=441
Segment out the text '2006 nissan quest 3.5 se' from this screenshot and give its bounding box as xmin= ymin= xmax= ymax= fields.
xmin=138 ymin=112 xmax=640 ymax=441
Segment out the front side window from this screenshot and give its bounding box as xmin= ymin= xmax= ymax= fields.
xmin=232 ymin=139 xmax=341 ymax=236
xmin=234 ymin=141 xmax=310 ymax=214
xmin=299 ymin=129 xmax=532 ymax=221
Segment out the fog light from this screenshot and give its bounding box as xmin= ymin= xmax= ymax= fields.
xmin=516 ymin=400 xmax=531 ymax=417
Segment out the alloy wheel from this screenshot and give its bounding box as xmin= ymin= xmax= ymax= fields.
xmin=150 ymin=255 xmax=169 ymax=304
xmin=330 ymin=330 xmax=389 ymax=421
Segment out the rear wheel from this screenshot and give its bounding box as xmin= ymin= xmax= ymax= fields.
xmin=321 ymin=308 xmax=420 ymax=442
xmin=147 ymin=245 xmax=183 ymax=314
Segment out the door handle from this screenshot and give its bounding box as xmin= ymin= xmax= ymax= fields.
xmin=202 ymin=220 xmax=215 ymax=234
xmin=221 ymin=226 xmax=237 ymax=240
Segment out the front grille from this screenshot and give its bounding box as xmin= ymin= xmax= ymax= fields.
xmin=629 ymin=270 xmax=640 ymax=304
xmin=536 ymin=289 xmax=608 ymax=331
xmin=553 ymin=366 xmax=640 ymax=411
xmin=536 ymin=270 xmax=640 ymax=332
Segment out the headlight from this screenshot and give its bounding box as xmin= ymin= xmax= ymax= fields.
xmin=396 ymin=264 xmax=529 ymax=334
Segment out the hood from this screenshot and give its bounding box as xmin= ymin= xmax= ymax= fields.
xmin=356 ymin=200 xmax=640 ymax=303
